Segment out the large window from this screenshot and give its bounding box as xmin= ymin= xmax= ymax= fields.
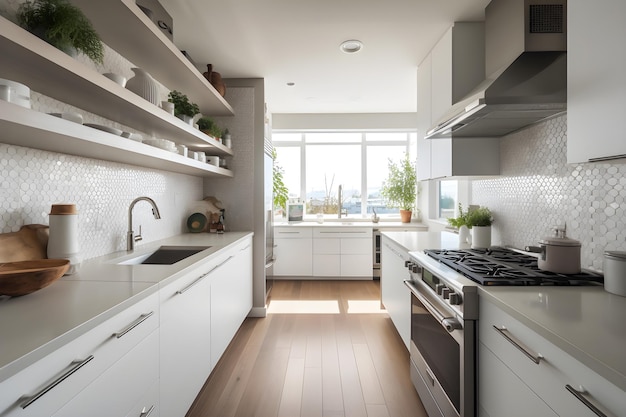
xmin=273 ymin=131 xmax=414 ymax=218
xmin=439 ymin=179 xmax=458 ymax=219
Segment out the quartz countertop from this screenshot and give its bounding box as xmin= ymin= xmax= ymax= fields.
xmin=275 ymin=221 xmax=428 ymax=229
xmin=381 ymin=231 xmax=626 ymax=392
xmin=0 ymin=231 xmax=252 ymax=383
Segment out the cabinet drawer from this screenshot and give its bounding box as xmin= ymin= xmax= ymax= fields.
xmin=125 ymin=379 xmax=159 ymax=417
xmin=274 ymin=227 xmax=312 ymax=238
xmin=52 ymin=329 xmax=159 ymax=417
xmin=341 ymin=237 xmax=371 ymax=255
xmin=313 ymin=227 xmax=372 ymax=239
xmin=313 ymin=254 xmax=341 ymax=276
xmin=480 ymin=299 xmax=622 ymax=416
xmin=0 ymin=292 xmax=159 ymax=416
xmin=341 ymin=254 xmax=373 ymax=277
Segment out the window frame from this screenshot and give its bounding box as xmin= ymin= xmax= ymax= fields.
xmin=272 ymin=130 xmax=414 ymax=219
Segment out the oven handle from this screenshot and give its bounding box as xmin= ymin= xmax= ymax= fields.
xmin=404 ymin=280 xmax=461 ymax=333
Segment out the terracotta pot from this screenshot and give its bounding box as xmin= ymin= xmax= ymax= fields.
xmin=400 ymin=209 xmax=412 ymax=223
xmin=203 ymin=64 xmax=226 ymax=97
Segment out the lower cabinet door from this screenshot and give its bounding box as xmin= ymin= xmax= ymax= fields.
xmin=341 ymin=254 xmax=372 ymax=277
xmin=53 ymin=330 xmax=159 ymax=417
xmin=478 ymin=342 xmax=558 ymax=417
xmin=313 ymin=254 xmax=341 ymax=276
xmin=125 ymin=379 xmax=159 ymax=417
xmin=273 ymin=238 xmax=313 ymax=276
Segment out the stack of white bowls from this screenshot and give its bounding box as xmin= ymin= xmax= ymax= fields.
xmin=0 ymin=78 xmax=31 ymax=109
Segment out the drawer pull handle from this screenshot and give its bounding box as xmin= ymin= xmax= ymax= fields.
xmin=20 ymin=355 xmax=94 ymax=409
xmin=114 ymin=311 xmax=154 ymax=339
xmin=492 ymin=325 xmax=543 ymax=364
xmin=565 ymin=385 xmax=607 ymax=417
xmin=176 ymin=256 xmax=233 ymax=294
xmin=139 ymin=405 xmax=156 ymax=417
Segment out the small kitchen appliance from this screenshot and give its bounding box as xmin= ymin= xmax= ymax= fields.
xmin=404 ymin=246 xmax=603 ymax=417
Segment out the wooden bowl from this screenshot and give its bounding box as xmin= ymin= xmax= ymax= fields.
xmin=0 ymin=259 xmax=70 ymax=297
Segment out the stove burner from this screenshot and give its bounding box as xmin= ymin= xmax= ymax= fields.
xmin=425 ymin=247 xmax=603 ymax=286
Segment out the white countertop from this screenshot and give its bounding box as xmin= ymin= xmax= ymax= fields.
xmin=275 ymin=221 xmax=428 ymax=229
xmin=0 ymin=231 xmax=252 ymax=383
xmin=381 ymin=231 xmax=626 ymax=392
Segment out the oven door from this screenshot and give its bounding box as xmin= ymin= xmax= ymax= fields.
xmin=405 ymin=279 xmax=475 ymax=417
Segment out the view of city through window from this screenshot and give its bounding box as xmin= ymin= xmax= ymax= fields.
xmin=273 ymin=131 xmax=415 ymax=218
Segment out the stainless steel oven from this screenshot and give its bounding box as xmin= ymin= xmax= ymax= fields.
xmin=404 ymin=252 xmax=478 ymax=417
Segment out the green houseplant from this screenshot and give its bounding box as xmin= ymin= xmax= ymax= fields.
xmin=168 ymin=90 xmax=199 ymax=122
xmin=197 ymin=116 xmax=222 ymax=139
xmin=17 ymin=0 xmax=104 ymax=64
xmin=380 ymin=153 xmax=417 ymax=223
xmin=447 ymin=203 xmax=469 ymax=228
xmin=272 ymin=149 xmax=289 ymax=216
xmin=467 ymin=206 xmax=493 ymax=249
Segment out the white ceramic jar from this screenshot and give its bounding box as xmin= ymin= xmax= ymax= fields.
xmin=125 ymin=68 xmax=159 ymax=106
xmin=603 ymin=251 xmax=626 ymax=296
xmin=47 ymin=204 xmax=81 ymax=274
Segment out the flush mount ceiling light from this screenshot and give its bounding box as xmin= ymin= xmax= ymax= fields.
xmin=339 ymin=39 xmax=363 ymax=54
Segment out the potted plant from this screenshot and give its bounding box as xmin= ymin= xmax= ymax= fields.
xmin=197 ymin=116 xmax=222 ymax=140
xmin=447 ymin=203 xmax=471 ymax=243
xmin=17 ymin=0 xmax=104 ymax=65
xmin=467 ymin=206 xmax=493 ymax=249
xmin=380 ymin=153 xmax=417 ymax=223
xmin=168 ymin=90 xmax=199 ymax=124
xmin=272 ymin=149 xmax=288 ymax=217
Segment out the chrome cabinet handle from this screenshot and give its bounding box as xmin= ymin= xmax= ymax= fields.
xmin=20 ymin=355 xmax=95 ymax=409
xmin=139 ymin=405 xmax=155 ymax=417
xmin=565 ymin=385 xmax=608 ymax=417
xmin=493 ymin=325 xmax=543 ymax=364
xmin=114 ymin=311 xmax=154 ymax=339
xmin=176 ymin=256 xmax=234 ymax=294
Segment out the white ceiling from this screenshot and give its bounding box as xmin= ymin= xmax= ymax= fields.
xmin=159 ymin=0 xmax=490 ymax=114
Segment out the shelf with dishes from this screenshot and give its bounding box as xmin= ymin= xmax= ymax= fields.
xmin=0 ymin=15 xmax=233 ymax=158
xmin=0 ymin=100 xmax=234 ymax=178
xmin=70 ymin=0 xmax=232 ymax=116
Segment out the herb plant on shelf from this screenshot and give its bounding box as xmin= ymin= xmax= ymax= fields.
xmin=197 ymin=116 xmax=222 ymax=140
xmin=168 ymin=90 xmax=199 ymax=122
xmin=17 ymin=0 xmax=104 ymax=64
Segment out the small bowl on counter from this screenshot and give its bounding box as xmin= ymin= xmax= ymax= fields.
xmin=0 ymin=259 xmax=70 ymax=297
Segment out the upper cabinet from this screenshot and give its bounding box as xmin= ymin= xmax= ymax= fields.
xmin=567 ymin=0 xmax=626 ymax=163
xmin=417 ymin=23 xmax=500 ymax=180
xmin=0 ymin=1 xmax=235 ymax=178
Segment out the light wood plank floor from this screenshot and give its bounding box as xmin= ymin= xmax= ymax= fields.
xmin=187 ymin=280 xmax=428 ymax=417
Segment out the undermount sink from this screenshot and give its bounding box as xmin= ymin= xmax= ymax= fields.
xmin=116 ymin=246 xmax=211 ymax=265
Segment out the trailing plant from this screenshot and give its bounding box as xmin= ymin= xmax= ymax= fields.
xmin=380 ymin=153 xmax=417 ymax=211
xmin=17 ymin=0 xmax=104 ymax=64
xmin=447 ymin=203 xmax=469 ymax=228
xmin=168 ymin=90 xmax=199 ymax=118
xmin=467 ymin=206 xmax=493 ymax=227
xmin=272 ymin=148 xmax=289 ymax=215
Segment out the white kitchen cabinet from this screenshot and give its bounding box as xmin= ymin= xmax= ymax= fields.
xmin=314 ymin=228 xmax=373 ymax=278
xmin=210 ymin=239 xmax=253 ymax=368
xmin=0 ymin=12 xmax=234 ymax=177
xmin=159 ymin=260 xmax=213 ymax=417
xmin=273 ymin=227 xmax=313 ymax=276
xmin=380 ymin=236 xmax=410 ymax=349
xmin=0 ymin=291 xmax=159 ymax=417
xmin=416 ymin=23 xmax=500 ymax=180
xmin=313 ymin=237 xmax=341 ymax=276
xmin=52 ymin=329 xmax=159 ymax=417
xmin=567 ymin=0 xmax=626 ymax=163
xmin=479 ymin=297 xmax=624 ymax=416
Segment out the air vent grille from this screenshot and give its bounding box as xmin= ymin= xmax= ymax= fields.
xmin=529 ymin=4 xmax=564 ymax=33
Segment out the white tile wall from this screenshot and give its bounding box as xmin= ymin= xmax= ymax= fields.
xmin=472 ymin=114 xmax=626 ymax=271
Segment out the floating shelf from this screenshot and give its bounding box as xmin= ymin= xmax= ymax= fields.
xmin=70 ymin=0 xmax=233 ymax=116
xmin=0 ymin=101 xmax=234 ymax=178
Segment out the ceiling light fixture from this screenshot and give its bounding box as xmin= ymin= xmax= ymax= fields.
xmin=287 ymin=82 xmax=295 ymax=86
xmin=340 ymin=39 xmax=363 ymax=54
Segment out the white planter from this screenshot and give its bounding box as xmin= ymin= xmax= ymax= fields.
xmin=471 ymin=226 xmax=491 ymax=249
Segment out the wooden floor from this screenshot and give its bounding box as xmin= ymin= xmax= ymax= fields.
xmin=186 ymin=280 xmax=427 ymax=417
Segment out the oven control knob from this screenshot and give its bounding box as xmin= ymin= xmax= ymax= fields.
xmin=442 ymin=287 xmax=450 ymax=299
xmin=435 ymin=284 xmax=445 ymax=295
xmin=449 ymin=293 xmax=462 ymax=305
xmin=405 ymin=260 xmax=411 ymax=268
xmin=411 ymin=264 xmax=421 ymax=273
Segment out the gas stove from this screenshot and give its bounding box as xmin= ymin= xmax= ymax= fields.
xmin=424 ymin=247 xmax=603 ymax=286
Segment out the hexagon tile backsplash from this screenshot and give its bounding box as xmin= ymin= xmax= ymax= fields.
xmin=472 ymin=114 xmax=626 ymax=271
xmin=0 ymin=143 xmax=203 ymax=260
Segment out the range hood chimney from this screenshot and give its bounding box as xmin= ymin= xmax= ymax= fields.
xmin=426 ymin=0 xmax=567 ymax=139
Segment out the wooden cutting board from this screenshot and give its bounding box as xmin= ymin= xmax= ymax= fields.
xmin=0 ymin=225 xmax=49 ymax=263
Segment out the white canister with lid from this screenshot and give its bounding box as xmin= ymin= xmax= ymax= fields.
xmin=603 ymin=251 xmax=626 ymax=296
xmin=47 ymin=204 xmax=81 ymax=274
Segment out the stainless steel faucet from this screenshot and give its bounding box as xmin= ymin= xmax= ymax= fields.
xmin=337 ymin=184 xmax=347 ymax=219
xmin=127 ymin=196 xmax=161 ymax=251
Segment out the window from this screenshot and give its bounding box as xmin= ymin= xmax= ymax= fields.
xmin=439 ymin=180 xmax=458 ymax=219
xmin=273 ymin=131 xmax=414 ymax=218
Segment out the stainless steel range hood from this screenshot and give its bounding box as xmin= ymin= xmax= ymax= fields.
xmin=426 ymin=0 xmax=567 ymax=139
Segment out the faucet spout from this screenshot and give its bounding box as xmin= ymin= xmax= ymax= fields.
xmin=127 ymin=196 xmax=161 ymax=251
xmin=338 ymin=184 xmax=343 ymax=219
